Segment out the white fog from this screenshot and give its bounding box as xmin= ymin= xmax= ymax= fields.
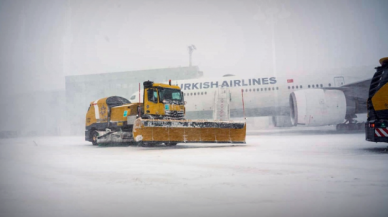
xmin=0 ymin=0 xmax=387 ymax=216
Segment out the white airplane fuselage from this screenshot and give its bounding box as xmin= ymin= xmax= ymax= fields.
xmin=130 ymin=75 xmax=350 ymax=120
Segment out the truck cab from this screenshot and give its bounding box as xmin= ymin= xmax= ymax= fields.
xmin=142 ymin=81 xmax=185 ymax=119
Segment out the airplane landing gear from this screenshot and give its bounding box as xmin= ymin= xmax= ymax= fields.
xmin=336 ymin=115 xmax=364 ymax=131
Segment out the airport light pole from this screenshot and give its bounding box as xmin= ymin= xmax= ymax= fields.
xmin=188 ymin=45 xmax=196 ymax=67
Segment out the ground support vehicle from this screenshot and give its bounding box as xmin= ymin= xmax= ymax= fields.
xmin=85 ymin=81 xmax=246 ymax=146
xmin=365 ymin=57 xmax=388 ymax=143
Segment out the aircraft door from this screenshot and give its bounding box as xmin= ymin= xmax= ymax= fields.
xmin=334 ymin=76 xmax=345 ymax=87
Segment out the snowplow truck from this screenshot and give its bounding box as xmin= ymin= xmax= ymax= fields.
xmin=365 ymin=57 xmax=388 ymax=143
xmin=85 ymin=80 xmax=246 ymax=146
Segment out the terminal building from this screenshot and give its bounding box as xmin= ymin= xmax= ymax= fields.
xmin=65 ymin=66 xmax=203 ymax=135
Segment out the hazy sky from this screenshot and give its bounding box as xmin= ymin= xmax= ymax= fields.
xmin=0 ymin=0 xmax=387 ymax=96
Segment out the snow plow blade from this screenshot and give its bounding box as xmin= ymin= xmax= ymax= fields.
xmin=133 ymin=118 xmax=246 ymax=144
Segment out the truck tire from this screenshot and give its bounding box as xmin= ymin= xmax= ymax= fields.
xmin=91 ymin=130 xmax=98 ymax=146
xmin=165 ymin=142 xmax=177 ymax=146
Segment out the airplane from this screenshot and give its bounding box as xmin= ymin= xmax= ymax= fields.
xmin=129 ymin=72 xmax=372 ymax=130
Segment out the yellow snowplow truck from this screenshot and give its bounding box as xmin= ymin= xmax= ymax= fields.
xmin=85 ymin=80 xmax=246 ymax=146
xmin=365 ymin=57 xmax=388 ymax=143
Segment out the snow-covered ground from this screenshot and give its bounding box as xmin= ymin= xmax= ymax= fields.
xmin=0 ymin=131 xmax=387 ymax=217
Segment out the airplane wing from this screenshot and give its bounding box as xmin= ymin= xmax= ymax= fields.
xmin=325 ymin=79 xmax=371 ymax=114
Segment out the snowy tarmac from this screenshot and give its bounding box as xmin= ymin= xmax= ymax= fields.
xmin=1 ymin=130 xmax=388 ymax=217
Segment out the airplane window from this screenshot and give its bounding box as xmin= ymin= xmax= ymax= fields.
xmin=246 ymin=89 xmax=248 ymax=92
xmin=257 ymin=88 xmax=259 ymax=91
xmin=272 ymin=87 xmax=274 ymax=90
xmin=201 ymin=92 xmax=203 ymax=95
xmin=296 ymin=86 xmax=299 ymax=89
xmin=265 ymin=88 xmax=267 ymax=91
xmin=191 ymin=93 xmax=193 ymax=96
xmin=194 ymin=93 xmax=196 ymax=95
xmin=320 ymin=84 xmax=323 ymax=88
xmin=276 ymin=87 xmax=279 ymax=90
xmin=288 ymin=86 xmax=290 ymax=89
xmin=312 ymin=85 xmax=315 ymax=88
xmin=205 ymin=92 xmax=207 ymax=94
xmin=249 ymin=89 xmax=251 ymax=92
xmin=253 ymin=89 xmax=255 ymax=91
xmin=308 ymin=85 xmax=310 ymax=88
xmin=292 ymin=86 xmax=294 ymax=89
xmin=329 ymin=83 xmax=331 ymax=87
xmin=316 ymin=84 xmax=318 ymax=87
xmin=261 ymin=88 xmax=263 ymax=91
xmin=300 ymin=85 xmax=302 ymax=88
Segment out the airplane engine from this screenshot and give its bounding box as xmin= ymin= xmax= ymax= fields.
xmin=289 ymin=89 xmax=346 ymax=126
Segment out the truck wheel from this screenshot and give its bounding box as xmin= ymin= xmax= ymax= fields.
xmin=165 ymin=142 xmax=177 ymax=146
xmin=91 ymin=131 xmax=98 ymax=146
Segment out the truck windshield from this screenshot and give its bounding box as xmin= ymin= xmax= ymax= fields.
xmin=158 ymin=88 xmax=183 ymax=104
